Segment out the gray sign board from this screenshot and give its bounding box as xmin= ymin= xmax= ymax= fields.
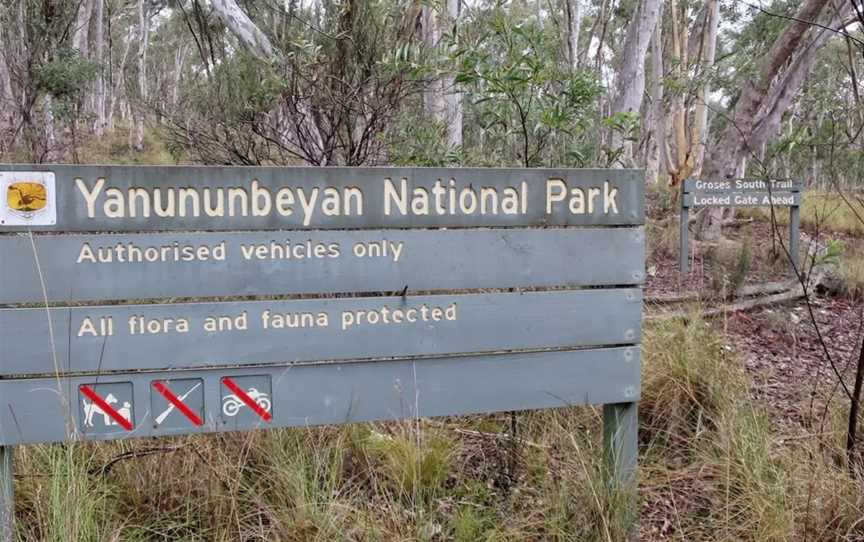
xmin=682 ymin=191 xmax=801 ymax=208
xmin=0 ymin=346 xmax=638 ymax=446
xmin=0 ymin=289 xmax=641 ymax=376
xmin=0 ymin=165 xmax=643 ymax=231
xmin=0 ymin=227 xmax=644 ymax=304
xmin=0 ymin=164 xmax=646 ymax=537
xmin=679 ymin=177 xmax=802 ymax=273
xmin=682 ymin=178 xmax=802 ymax=193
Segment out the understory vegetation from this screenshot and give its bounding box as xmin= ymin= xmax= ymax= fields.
xmin=9 ymin=312 xmax=862 ymax=541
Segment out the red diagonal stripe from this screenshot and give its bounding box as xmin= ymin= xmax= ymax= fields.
xmin=221 ymin=377 xmax=272 ymax=422
xmin=80 ymin=385 xmax=133 ymax=431
xmin=152 ymin=381 xmax=203 ymax=426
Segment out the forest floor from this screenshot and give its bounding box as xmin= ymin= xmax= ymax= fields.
xmin=637 ymin=191 xmax=864 ymax=540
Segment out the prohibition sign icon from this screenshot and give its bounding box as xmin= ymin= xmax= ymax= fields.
xmin=152 ymin=380 xmax=204 ymax=426
xmin=221 ymin=377 xmax=272 ymax=422
xmin=79 ymin=384 xmax=133 ymax=431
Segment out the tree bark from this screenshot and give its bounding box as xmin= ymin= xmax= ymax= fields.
xmin=565 ymin=0 xmax=581 ymax=70
xmin=689 ymin=0 xmax=719 ymax=178
xmin=93 ymin=0 xmax=105 ymax=136
xmin=422 ymin=0 xmax=462 ymax=150
xmin=135 ymin=0 xmax=149 ymax=151
xmin=108 ymin=29 xmax=133 ymax=132
xmin=0 ymin=22 xmax=13 ymax=137
xmin=43 ymin=94 xmax=58 ymax=162
xmin=847 ymin=333 xmax=864 ymax=470
xmin=609 ymin=0 xmax=663 ymax=164
xmin=210 ymin=0 xmax=279 ymax=61
xmin=73 ymin=0 xmax=93 ymax=56
xmin=646 ymin=8 xmax=664 ymax=185
xmin=443 ymin=0 xmax=462 ymax=149
xmin=697 ymin=0 xmax=850 ymax=240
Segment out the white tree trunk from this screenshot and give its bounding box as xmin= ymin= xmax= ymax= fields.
xmin=646 ymin=11 xmax=664 ymax=185
xmin=0 ymin=23 xmax=13 ymax=134
xmin=609 ymin=0 xmax=663 ymax=163
xmin=172 ymin=44 xmax=188 ymax=109
xmin=43 ymin=94 xmax=58 ymax=162
xmin=565 ymin=0 xmax=581 ymax=70
xmin=135 ymin=0 xmax=149 ymax=151
xmin=690 ymin=0 xmax=719 ymax=178
xmin=108 ymin=30 xmax=134 ymax=132
xmin=73 ymin=0 xmax=93 ymax=56
xmin=421 ymin=6 xmax=442 ymax=117
xmin=422 ymin=0 xmax=462 ymax=150
xmin=211 ymin=0 xmax=279 ymax=60
xmin=443 ymin=0 xmax=462 ymax=149
xmin=93 ymin=0 xmax=105 ymax=136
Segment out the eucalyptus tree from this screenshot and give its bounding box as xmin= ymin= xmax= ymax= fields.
xmin=698 ymin=0 xmax=854 ymax=240
xmin=163 ymin=0 xmax=428 ymax=166
xmin=0 ymin=0 xmax=98 ymax=161
xmin=608 ymin=0 xmax=662 ymax=165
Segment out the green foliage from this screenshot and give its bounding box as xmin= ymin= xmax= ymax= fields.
xmin=35 ymin=48 xmax=99 ymax=101
xmin=16 ymin=445 xmax=119 ymax=541
xmin=359 ymin=427 xmax=456 ymax=502
xmin=818 ymin=238 xmax=844 ymax=266
xmin=600 ymin=111 xmax=640 ymax=166
xmin=385 ymin=114 xmax=462 ymax=166
xmin=189 ymin=53 xmax=287 ymax=121
xmin=453 ymin=9 xmax=602 ymax=167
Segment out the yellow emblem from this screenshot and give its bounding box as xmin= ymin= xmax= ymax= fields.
xmin=7 ymin=182 xmax=47 ymax=214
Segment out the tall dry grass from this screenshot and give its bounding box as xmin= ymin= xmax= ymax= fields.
xmin=8 ymin=321 xmax=864 ymax=541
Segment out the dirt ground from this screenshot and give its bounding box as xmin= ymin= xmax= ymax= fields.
xmin=639 ymin=203 xmax=864 ymax=539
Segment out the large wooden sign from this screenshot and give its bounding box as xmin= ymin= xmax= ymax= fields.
xmin=679 ymin=177 xmax=801 ymax=273
xmin=0 ymin=165 xmax=644 ymax=537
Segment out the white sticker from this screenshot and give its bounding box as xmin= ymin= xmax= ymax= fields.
xmin=0 ymin=171 xmax=57 ymax=226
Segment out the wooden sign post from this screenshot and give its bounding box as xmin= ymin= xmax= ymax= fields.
xmin=0 ymin=165 xmax=645 ymax=539
xmin=679 ymin=178 xmax=802 ymax=274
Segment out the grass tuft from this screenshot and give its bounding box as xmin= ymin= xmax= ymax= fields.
xmin=641 ymin=314 xmax=745 ymax=455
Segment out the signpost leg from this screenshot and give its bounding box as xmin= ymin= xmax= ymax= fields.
xmin=789 ymin=204 xmax=800 ymax=277
xmin=603 ymin=402 xmax=638 ymax=534
xmin=0 ymin=446 xmax=12 ymax=542
xmin=680 ymin=206 xmax=690 ymax=273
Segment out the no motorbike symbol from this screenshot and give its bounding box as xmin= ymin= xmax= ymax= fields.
xmin=221 ymin=376 xmax=272 ymax=423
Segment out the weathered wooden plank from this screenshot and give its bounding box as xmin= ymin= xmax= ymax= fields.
xmin=683 ymin=178 xmax=801 ymax=193
xmin=0 ymin=289 xmax=641 ymax=376
xmin=0 ymin=227 xmax=645 ymax=304
xmin=683 ymin=191 xmax=800 ymax=208
xmin=0 ymin=165 xmax=644 ymax=231
xmin=0 ymin=346 xmax=640 ymax=445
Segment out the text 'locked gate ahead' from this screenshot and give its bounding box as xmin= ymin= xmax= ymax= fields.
xmin=0 ymin=165 xmax=645 ymax=534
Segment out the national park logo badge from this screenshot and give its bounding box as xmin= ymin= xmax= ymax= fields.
xmin=0 ymin=171 xmax=57 ymax=226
